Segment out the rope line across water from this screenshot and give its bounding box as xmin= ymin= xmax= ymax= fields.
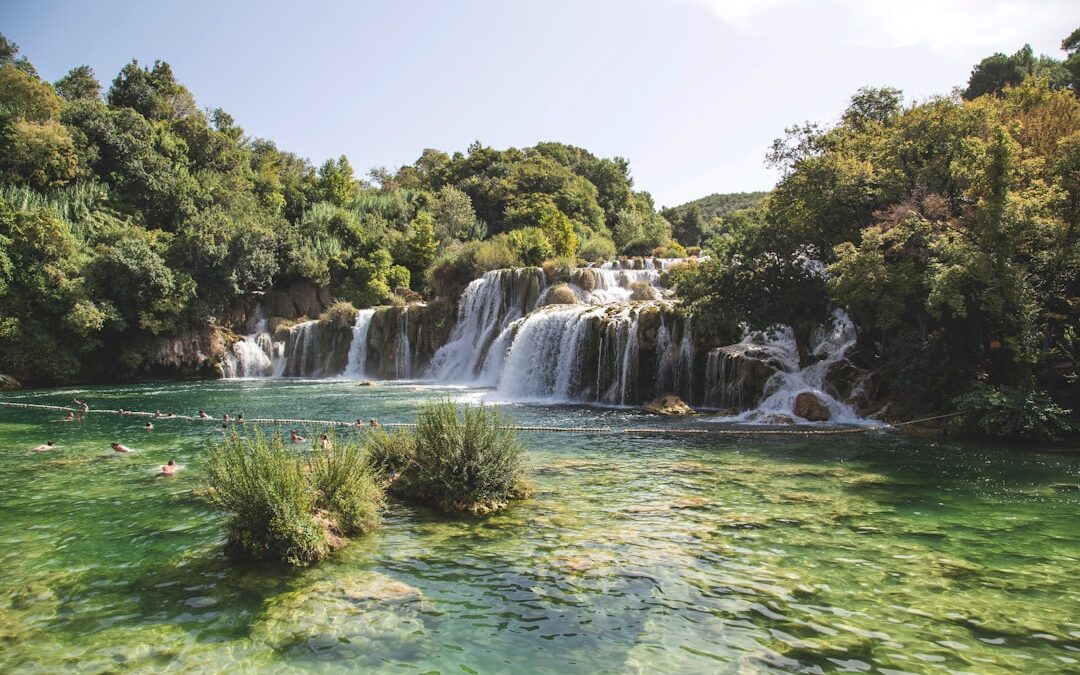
xmin=0 ymin=400 xmax=970 ymax=436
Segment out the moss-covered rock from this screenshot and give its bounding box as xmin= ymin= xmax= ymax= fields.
xmin=543 ymin=283 xmax=578 ymax=306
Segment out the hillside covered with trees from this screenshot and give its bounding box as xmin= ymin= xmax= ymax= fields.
xmin=674 ymin=28 xmax=1080 ymax=436
xmin=0 ymin=35 xmax=689 ymax=383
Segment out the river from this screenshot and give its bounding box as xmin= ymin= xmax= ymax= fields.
xmin=0 ymin=380 xmax=1077 ymax=673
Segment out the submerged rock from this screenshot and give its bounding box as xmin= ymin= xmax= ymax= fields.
xmin=643 ymin=394 xmax=695 ymax=415
xmin=793 ymin=392 xmax=831 ymax=422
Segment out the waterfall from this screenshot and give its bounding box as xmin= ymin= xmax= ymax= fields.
xmin=221 ymin=307 xmax=284 ymax=378
xmin=703 ymin=310 xmax=868 ymax=424
xmin=395 ymin=307 xmax=413 ymax=379
xmin=428 ymin=268 xmax=546 ymax=382
xmin=343 ymin=309 xmax=375 ymax=378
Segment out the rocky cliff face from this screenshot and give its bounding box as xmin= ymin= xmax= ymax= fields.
xmin=148 ymin=323 xmax=228 ymax=378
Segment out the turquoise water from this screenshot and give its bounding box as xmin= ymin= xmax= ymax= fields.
xmin=1 ymin=380 xmax=1078 ymax=673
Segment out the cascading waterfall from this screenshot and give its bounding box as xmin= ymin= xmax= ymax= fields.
xmin=428 ymin=268 xmax=547 ymax=381
xmin=395 ymin=307 xmax=413 ymax=379
xmin=343 ymin=309 xmax=375 ymax=378
xmin=216 ymin=255 xmax=869 ymax=423
xmin=221 ymin=307 xmax=284 ymax=378
xmin=702 ymin=310 xmax=868 ymax=424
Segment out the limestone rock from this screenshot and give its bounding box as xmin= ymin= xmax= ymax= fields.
xmin=793 ymin=391 xmax=831 ymax=422
xmin=643 ymin=394 xmax=695 ymax=415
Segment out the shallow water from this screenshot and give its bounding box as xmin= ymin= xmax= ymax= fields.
xmin=1 ymin=380 xmax=1078 ymax=673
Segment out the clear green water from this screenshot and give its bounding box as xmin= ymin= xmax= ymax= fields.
xmin=1 ymin=381 xmax=1078 ymax=674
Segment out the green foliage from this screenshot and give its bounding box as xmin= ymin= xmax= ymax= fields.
xmin=401 ymin=211 xmax=438 ymax=289
xmin=373 ymin=401 xmax=528 ymax=514
xmin=54 ymin=65 xmax=101 ymax=102
xmin=319 ymin=301 xmax=357 ymax=329
xmin=953 ymin=385 xmax=1073 ymax=441
xmin=204 ymin=430 xmax=383 ymax=566
xmin=963 ymin=45 xmax=1071 ymax=100
xmin=577 ymin=235 xmax=617 ymax=261
xmin=506 ymin=227 xmax=553 ymax=266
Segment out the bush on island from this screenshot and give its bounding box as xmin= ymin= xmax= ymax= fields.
xmin=366 ymin=401 xmax=530 ymax=515
xmin=204 ymin=430 xmax=384 ymax=566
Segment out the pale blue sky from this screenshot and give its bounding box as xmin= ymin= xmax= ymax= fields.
xmin=2 ymin=0 xmax=1077 ymax=206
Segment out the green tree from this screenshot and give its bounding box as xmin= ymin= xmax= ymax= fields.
xmin=55 ymin=65 xmax=101 ymax=102
xmin=401 ymin=211 xmax=438 ymax=288
xmin=317 ymin=155 xmax=360 ymax=207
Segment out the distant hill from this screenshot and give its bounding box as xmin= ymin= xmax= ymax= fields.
xmin=664 ymin=191 xmax=768 ymax=222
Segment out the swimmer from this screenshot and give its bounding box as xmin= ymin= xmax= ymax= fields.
xmin=165 ymin=412 xmax=175 ymax=418
xmin=111 ymin=442 xmax=133 ymax=453
xmin=74 ymin=414 xmax=82 ymax=422
xmin=213 ymin=423 xmax=228 ymax=434
xmin=236 ymin=414 xmax=244 ymax=423
xmin=320 ymin=433 xmax=332 ymax=450
xmin=32 ymin=441 xmax=56 ymax=452
xmin=369 ymin=418 xmax=380 ymax=428
xmin=154 ymin=410 xmax=161 ymax=418
xmin=355 ymin=418 xmax=364 ymax=427
xmin=65 ymin=412 xmax=75 ymax=422
xmin=73 ymin=395 xmax=89 ymax=413
xmin=145 ymin=421 xmax=154 ymax=430
xmin=197 ymin=410 xmax=209 ymax=419
xmin=290 ymin=430 xmax=305 ymax=443
xmin=161 ymin=459 xmax=178 ymax=476
xmin=223 ymin=414 xmax=231 ymax=422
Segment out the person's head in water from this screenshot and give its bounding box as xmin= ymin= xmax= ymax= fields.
xmin=145 ymin=421 xmax=153 ymax=429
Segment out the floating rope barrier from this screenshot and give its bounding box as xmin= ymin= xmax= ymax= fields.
xmin=0 ymin=400 xmax=971 ymax=436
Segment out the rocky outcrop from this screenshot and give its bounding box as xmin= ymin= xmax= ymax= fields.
xmin=703 ymin=344 xmax=787 ymax=410
xmin=0 ymin=373 xmax=21 ymax=389
xmin=364 ymin=301 xmax=454 ymax=379
xmin=543 ymin=284 xmax=578 ymax=306
xmin=793 ymin=391 xmax=830 ymax=421
xmin=643 ymin=394 xmax=695 ymax=415
xmin=149 ymin=323 xmax=226 ymax=378
xmin=258 ymin=281 xmax=334 ymax=323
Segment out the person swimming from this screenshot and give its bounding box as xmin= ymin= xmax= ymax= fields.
xmin=213 ymin=423 xmax=228 ymax=434
xmin=111 ymin=442 xmax=132 ymax=453
xmin=320 ymin=433 xmax=332 ymax=450
xmin=198 ymin=410 xmax=210 ymax=419
xmin=154 ymin=410 xmax=161 ymax=418
xmin=161 ymin=459 xmax=178 ymax=476
xmin=355 ymin=418 xmax=364 ymax=427
xmin=144 ymin=421 xmax=154 ymax=430
xmin=64 ymin=412 xmax=75 ymax=422
xmin=223 ymin=414 xmax=231 ymax=422
xmin=236 ymin=413 xmax=244 ymax=423
xmin=73 ymin=395 xmax=89 ymax=413
xmin=290 ymin=430 xmax=305 ymax=443
xmin=32 ymin=442 xmax=55 ymax=452
xmin=369 ymin=418 xmax=380 ymax=428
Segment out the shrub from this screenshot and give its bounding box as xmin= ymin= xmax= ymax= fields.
xmin=578 ymin=236 xmax=617 ymax=262
xmin=952 ymin=385 xmax=1074 ymax=441
xmin=204 ymin=430 xmax=384 ymax=566
xmin=543 ymin=283 xmax=578 ymax=306
xmin=309 ymin=437 xmax=384 ymax=535
xmin=319 ymin=301 xmax=357 ymax=329
xmin=629 ymin=280 xmax=657 ymax=301
xmin=507 ymin=227 xmax=553 ymax=266
xmin=371 ymin=401 xmax=529 ymax=515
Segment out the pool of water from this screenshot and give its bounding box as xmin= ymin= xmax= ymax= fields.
xmin=1 ymin=380 xmax=1078 ymax=673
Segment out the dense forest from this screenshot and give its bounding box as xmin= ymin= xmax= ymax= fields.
xmin=0 ymin=35 xmax=691 ymax=383
xmin=675 ymin=28 xmax=1080 ymax=435
xmin=1 ymin=29 xmax=1078 ymax=437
